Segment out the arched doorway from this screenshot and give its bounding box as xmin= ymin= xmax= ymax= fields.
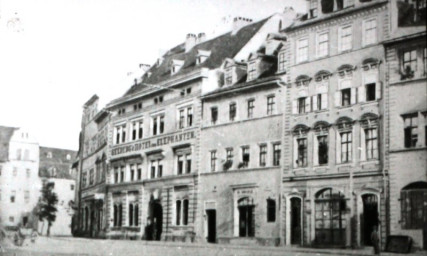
xmin=148 ymin=197 xmax=163 ymax=241
xmin=314 ymin=188 xmax=346 ymax=247
xmin=290 ymin=197 xmax=302 ymax=245
xmin=361 ymin=194 xmax=379 ymax=246
xmin=238 ymin=197 xmax=255 ymax=237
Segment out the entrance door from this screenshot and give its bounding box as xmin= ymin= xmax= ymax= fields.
xmin=238 ymin=197 xmax=255 ymax=237
xmin=290 ymin=197 xmax=302 ymax=245
xmin=150 ymin=200 xmax=163 ymax=241
xmin=362 ymin=194 xmax=378 ymax=246
xmin=206 ymin=209 xmax=216 ymax=243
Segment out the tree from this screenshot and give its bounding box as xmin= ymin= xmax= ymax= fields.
xmin=37 ymin=181 xmax=58 ymax=236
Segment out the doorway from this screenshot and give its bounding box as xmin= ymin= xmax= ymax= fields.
xmin=206 ymin=209 xmax=216 ymax=243
xmin=149 ymin=199 xmax=163 ymax=241
xmin=238 ymin=197 xmax=255 ymax=237
xmin=290 ymin=197 xmax=302 ymax=245
xmin=362 ymin=194 xmax=378 ymax=246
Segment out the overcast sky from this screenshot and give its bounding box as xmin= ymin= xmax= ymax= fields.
xmin=0 ymin=0 xmax=306 ymax=151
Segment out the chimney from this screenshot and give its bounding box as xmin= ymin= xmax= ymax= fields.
xmin=197 ymin=32 xmax=206 ymax=44
xmin=232 ymin=17 xmax=253 ymax=35
xmin=185 ymin=33 xmax=197 ymax=52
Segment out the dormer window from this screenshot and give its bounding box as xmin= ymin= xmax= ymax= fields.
xmin=309 ymin=0 xmax=318 ymax=18
xmin=171 ymin=59 xmax=184 ymax=75
xmin=225 ymin=68 xmax=233 ymax=86
xmin=247 ymin=61 xmax=257 ymax=81
xmin=196 ymin=50 xmax=211 ymax=65
xmin=156 ymin=58 xmax=164 ymax=67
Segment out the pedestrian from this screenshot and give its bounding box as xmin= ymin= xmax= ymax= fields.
xmin=371 ymin=225 xmax=380 ymax=255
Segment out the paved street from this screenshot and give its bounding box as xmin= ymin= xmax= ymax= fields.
xmin=2 ymin=237 xmax=426 ymax=256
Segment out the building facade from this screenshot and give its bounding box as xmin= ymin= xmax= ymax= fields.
xmin=38 ymin=146 xmax=77 ymax=236
xmin=383 ymin=0 xmax=426 ymax=249
xmin=280 ymin=0 xmax=390 ymax=248
xmin=0 ymin=126 xmax=41 ymax=228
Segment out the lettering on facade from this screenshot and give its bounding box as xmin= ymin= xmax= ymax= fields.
xmin=111 ymin=131 xmax=195 ymax=156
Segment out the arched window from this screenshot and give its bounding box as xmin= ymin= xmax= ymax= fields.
xmin=295 ymin=75 xmax=311 ymax=87
xmin=314 ymin=70 xmax=332 ymax=82
xmin=362 ymin=58 xmax=380 ymax=71
xmin=315 ymin=188 xmax=346 ymax=246
xmin=266 ymin=198 xmax=276 ymax=222
xmin=337 ymin=64 xmax=355 ymax=77
xmin=401 ymin=182 xmax=427 ymax=229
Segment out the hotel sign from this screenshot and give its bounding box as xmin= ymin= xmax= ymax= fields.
xmin=111 ymin=131 xmax=195 ymax=156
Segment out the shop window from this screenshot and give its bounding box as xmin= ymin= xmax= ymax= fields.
xmin=267 ymin=198 xmax=276 ymax=222
xmin=401 ymin=182 xmax=427 ymax=229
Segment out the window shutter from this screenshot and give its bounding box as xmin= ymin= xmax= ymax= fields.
xmin=336 ymin=131 xmax=341 ymax=164
xmin=312 ymin=95 xmax=318 ymax=111
xmin=305 ymin=98 xmax=311 ymax=113
xmin=360 ymin=128 xmax=366 ymax=162
xmin=321 ymin=93 xmax=328 ymax=109
xmin=335 ymin=91 xmax=341 ymax=107
xmin=293 ymin=138 xmax=298 ymax=168
xmin=313 ymin=135 xmax=319 ymax=166
xmin=292 ymin=100 xmax=298 ymax=114
xmin=375 ymin=81 xmax=381 ymax=100
xmin=350 ymin=87 xmax=356 ymax=104
xmin=358 ymin=85 xmax=366 ymax=103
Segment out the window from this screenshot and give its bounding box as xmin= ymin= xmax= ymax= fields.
xmin=183 ymin=199 xmax=189 ymax=225
xmin=317 ymin=32 xmax=329 ymax=57
xmin=267 ymin=96 xmax=275 ymax=115
xmin=70 ymin=184 xmax=75 ymax=190
xmin=266 ymin=198 xmax=276 ymax=222
xmin=89 ymin=169 xmax=94 ymax=185
xmin=187 ymin=107 xmax=193 ymax=127
xmin=366 ymin=83 xmax=376 ymax=101
xmin=176 ymin=200 xmax=181 ymax=225
xmin=137 ymin=164 xmax=142 ymax=180
xmin=113 ymin=203 xmax=123 ymax=227
xmin=114 ymin=168 xmax=119 ymax=183
xmin=11 ymin=190 xmax=16 ymax=203
xmin=120 ymin=166 xmax=125 ymax=182
xmin=297 ymin=97 xmax=308 ymax=114
xmin=152 ymin=114 xmax=165 ymax=135
xmin=121 ymin=125 xmax=126 ymax=143
xmin=313 ymin=93 xmax=328 ymax=111
xmin=210 ymin=151 xmax=217 ymax=172
xmin=297 ymin=38 xmax=308 ymax=63
xmin=154 ymin=95 xmax=164 ymax=104
xmin=138 ymin=121 xmax=143 ymax=139
xmin=242 ymin=147 xmax=250 ymax=168
xmin=24 ymin=190 xmax=29 ymax=203
xmin=211 ymin=107 xmax=218 ymax=124
xmin=229 ymin=103 xmax=236 ymax=121
xmin=401 ymin=182 xmax=427 ymax=229
xmin=402 ymin=49 xmax=417 ymax=78
xmin=118 ymin=108 xmax=126 ymax=115
xmin=150 ymin=160 xmax=163 ymax=178
xmin=179 ymin=109 xmax=185 ymax=129
xmin=132 ymin=122 xmax=137 ymax=141
xmin=130 ymin=165 xmax=135 ymax=181
xmin=175 ymin=199 xmax=189 ymax=226
xmin=309 ymin=0 xmax=318 ymax=18
xmin=365 ymin=128 xmax=378 ymax=160
xmin=318 ymin=136 xmax=329 ymax=165
xmin=225 ymin=68 xmax=233 ymax=85
xmin=278 ymin=52 xmax=286 ymax=72
xmin=82 ymin=171 xmax=87 ymax=187
xmin=26 ymin=169 xmax=30 ymax=178
xmin=247 ymin=99 xmax=255 ymax=118
xmin=339 ymin=25 xmax=352 ymax=52
xmin=341 ymin=88 xmax=351 ymax=107
xmin=226 ymin=148 xmax=233 ymax=162
xmin=297 ymin=138 xmax=307 ymax=167
xmin=363 ymin=19 xmax=377 ymax=46
xmin=13 ymin=167 xmax=17 ymax=177
xmin=259 ymin=145 xmax=267 ymax=167
xmin=128 ymin=203 xmax=139 ymax=226
xmin=341 ymin=131 xmax=352 ymax=163
xmin=133 ymin=102 xmax=142 ymax=111
xmin=248 ymin=61 xmax=257 ymax=81
xmin=273 ymin=143 xmax=281 ymax=166
xmin=176 ymin=153 xmax=191 ymax=175
xmin=16 ymin=149 xmax=21 ymax=160
xmin=178 ymin=107 xmax=193 ymax=129
xmin=47 ymin=152 xmax=52 ymax=158
xmin=404 ymin=115 xmax=418 ymax=148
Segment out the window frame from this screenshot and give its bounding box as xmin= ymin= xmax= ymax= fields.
xmin=296 ymin=138 xmax=308 ymax=167
xmin=340 ymin=131 xmax=352 ymax=163
xmin=259 ymin=144 xmax=267 ymax=167
xmin=363 ymin=18 xmax=377 ymax=46
xmin=316 ymin=31 xmax=329 ymax=58
xmin=247 ymin=99 xmax=255 ymax=118
xmin=273 ymin=143 xmax=281 ymax=166
xmin=296 ymin=38 xmax=309 ymax=63
xmin=267 ymin=95 xmax=275 ymax=115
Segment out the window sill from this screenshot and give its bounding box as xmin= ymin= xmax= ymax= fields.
xmin=390 ymin=146 xmax=427 ymax=153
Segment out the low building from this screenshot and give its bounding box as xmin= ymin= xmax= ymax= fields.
xmin=0 ymin=126 xmax=41 ymax=229
xmin=38 ymin=146 xmax=77 ymax=236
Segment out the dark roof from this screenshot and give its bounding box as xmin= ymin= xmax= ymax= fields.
xmin=123 ymin=17 xmax=270 ymax=97
xmin=284 ymin=0 xmax=388 ymax=32
xmin=39 ymin=146 xmax=77 ymax=179
xmin=0 ymin=126 xmax=18 ymax=162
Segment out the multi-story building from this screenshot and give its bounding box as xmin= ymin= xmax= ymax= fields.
xmin=0 ymin=126 xmax=41 ymax=228
xmin=38 ymin=146 xmax=77 ymax=236
xmin=280 ymin=0 xmax=390 ymax=248
xmin=383 ymin=0 xmax=426 ymax=250
xmin=197 ymin=34 xmax=289 ymax=245
xmin=103 ymin=11 xmax=293 ymax=241
xmin=77 ymin=95 xmax=110 ymax=238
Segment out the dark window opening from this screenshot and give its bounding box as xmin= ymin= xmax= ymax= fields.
xmin=342 ymin=88 xmax=351 ymax=106
xmin=267 ymin=199 xmax=276 ymax=222
xmin=318 ymin=136 xmax=328 ymax=165
xmin=366 ymin=83 xmax=376 ymax=101
xmin=211 ymin=107 xmax=218 ymax=124
xmin=297 ymin=138 xmax=307 ymax=167
xmin=229 ymin=103 xmax=236 ymax=121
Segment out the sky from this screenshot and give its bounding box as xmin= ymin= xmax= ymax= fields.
xmin=0 ymin=0 xmax=306 ymax=151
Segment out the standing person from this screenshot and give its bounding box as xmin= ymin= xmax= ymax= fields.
xmin=371 ymin=225 xmax=380 ymax=255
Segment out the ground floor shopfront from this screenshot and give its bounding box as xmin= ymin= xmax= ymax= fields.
xmin=281 ymin=172 xmax=386 ymax=249
xmin=197 ymin=167 xmax=281 ymax=246
xmin=79 ymin=185 xmax=106 ymax=238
